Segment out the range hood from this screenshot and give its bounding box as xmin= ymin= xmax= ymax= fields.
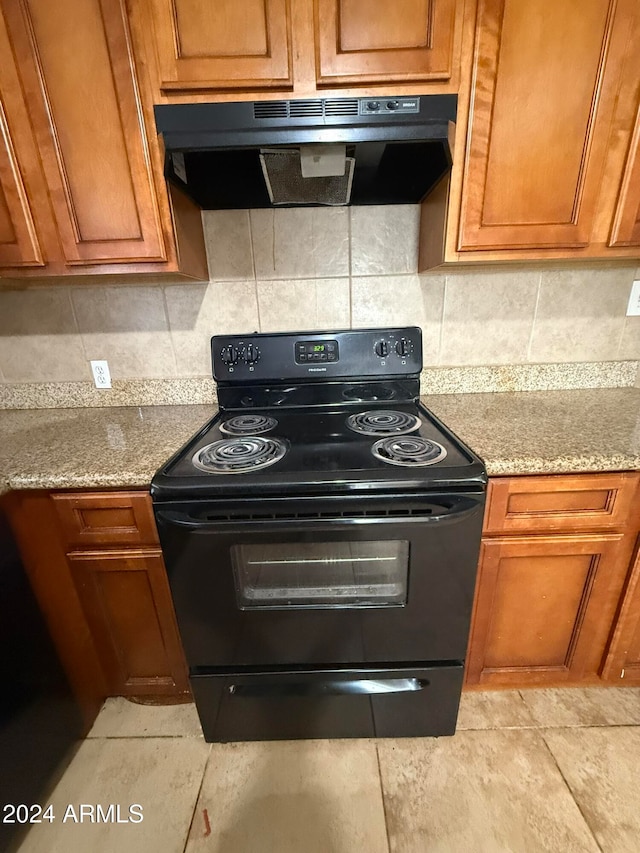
xmin=154 ymin=95 xmax=456 ymax=209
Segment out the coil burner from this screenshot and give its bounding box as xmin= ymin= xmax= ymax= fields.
xmin=371 ymin=436 xmax=447 ymax=467
xmin=346 ymin=410 xmax=422 ymax=436
xmin=192 ymin=437 xmax=287 ymax=474
xmin=219 ymin=414 xmax=278 ymax=436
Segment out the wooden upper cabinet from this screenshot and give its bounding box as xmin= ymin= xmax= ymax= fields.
xmin=457 ymin=0 xmax=638 ymax=253
xmin=2 ymin=0 xmax=166 ymax=266
xmin=609 ymin=100 xmax=640 ymax=247
xmin=147 ymin=0 xmax=293 ymax=93
xmin=0 ymin=9 xmax=42 ymax=268
xmin=314 ymin=0 xmax=460 ymax=86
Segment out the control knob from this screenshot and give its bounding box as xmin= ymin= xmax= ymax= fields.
xmin=243 ymin=343 xmax=260 ymax=365
xmin=366 ymin=101 xmax=380 ymax=111
xmin=220 ymin=344 xmax=240 ymax=365
xmin=386 ymin=100 xmax=399 ymax=111
xmin=374 ymin=340 xmax=390 ymax=357
xmin=395 ymin=338 xmax=412 ymax=357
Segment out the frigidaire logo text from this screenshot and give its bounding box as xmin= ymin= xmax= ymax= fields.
xmin=307 ymin=367 xmax=327 ymax=372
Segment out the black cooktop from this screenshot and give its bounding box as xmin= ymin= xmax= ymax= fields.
xmin=151 ymin=401 xmax=486 ymax=499
xmin=151 ymin=328 xmax=486 ymax=500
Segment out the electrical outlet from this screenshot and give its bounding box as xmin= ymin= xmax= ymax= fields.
xmin=627 ymin=280 xmax=640 ymax=316
xmin=90 ymin=360 xmax=112 ymax=389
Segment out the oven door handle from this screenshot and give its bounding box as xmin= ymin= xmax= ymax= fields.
xmin=228 ymin=677 xmax=429 ymax=697
xmin=155 ymin=498 xmax=482 ymax=529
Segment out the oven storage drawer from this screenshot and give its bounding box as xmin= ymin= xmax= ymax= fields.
xmin=190 ymin=664 xmax=464 ymax=741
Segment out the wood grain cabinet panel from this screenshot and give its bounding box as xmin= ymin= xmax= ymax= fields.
xmin=466 ymin=533 xmax=631 ymax=686
xmin=147 ymin=0 xmax=293 ymax=92
xmin=609 ymin=100 xmax=640 ymax=247
xmin=2 ymin=0 xmax=166 ymax=266
xmin=0 ymin=8 xmax=43 ymax=268
xmin=458 ymin=0 xmax=638 ymax=252
xmin=314 ymin=0 xmax=460 ymax=86
xmin=484 ymin=474 xmax=639 ymax=536
xmin=602 ymin=540 xmax=640 ymax=683
xmin=52 ymin=491 xmax=160 ymax=549
xmin=68 ymin=550 xmax=189 ymax=696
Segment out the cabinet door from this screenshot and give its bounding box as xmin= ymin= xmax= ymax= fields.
xmin=466 ymin=533 xmax=632 ymax=687
xmin=602 ymin=540 xmax=640 ymax=683
xmin=315 ymin=0 xmax=459 ymax=86
xmin=68 ymin=550 xmax=189 ymax=697
xmin=609 ymin=101 xmax=640 ymax=247
xmin=0 ymin=9 xmax=42 ymax=268
xmin=458 ymin=0 xmax=637 ymax=252
xmin=147 ymin=0 xmax=293 ymax=93
xmin=2 ymin=0 xmax=166 ymax=266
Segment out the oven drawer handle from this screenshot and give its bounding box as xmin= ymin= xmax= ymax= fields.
xmin=228 ymin=677 xmax=429 ymax=698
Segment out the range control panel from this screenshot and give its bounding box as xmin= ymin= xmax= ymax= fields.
xmin=212 ymin=327 xmax=422 ymax=382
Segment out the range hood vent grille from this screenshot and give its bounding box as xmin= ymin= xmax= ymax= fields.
xmin=253 ymin=98 xmax=359 ymax=121
xmin=254 ymin=101 xmax=288 ymax=119
xmin=324 ymin=98 xmax=358 ymax=116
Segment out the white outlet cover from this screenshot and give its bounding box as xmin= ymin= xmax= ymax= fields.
xmin=627 ymin=280 xmax=640 ymax=316
xmin=90 ymin=360 xmax=112 ymax=389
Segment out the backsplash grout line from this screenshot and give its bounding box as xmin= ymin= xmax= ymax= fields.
xmin=437 ymin=275 xmax=448 ymax=364
xmin=526 ymin=272 xmax=543 ymax=362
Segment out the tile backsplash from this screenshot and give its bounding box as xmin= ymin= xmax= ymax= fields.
xmin=0 ymin=205 xmax=638 ymax=385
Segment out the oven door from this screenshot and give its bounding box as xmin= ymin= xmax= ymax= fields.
xmin=154 ymin=492 xmax=484 ymax=668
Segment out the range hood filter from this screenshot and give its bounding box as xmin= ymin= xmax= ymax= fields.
xmin=259 ymin=148 xmax=355 ymax=206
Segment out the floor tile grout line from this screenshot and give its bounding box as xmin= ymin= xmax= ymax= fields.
xmin=182 ymin=743 xmax=213 ymax=853
xmin=374 ymin=742 xmax=393 ymax=853
xmin=538 ymin=730 xmax=604 ymax=853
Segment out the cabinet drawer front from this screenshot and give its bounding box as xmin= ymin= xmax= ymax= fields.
xmin=53 ymin=491 xmax=159 ymax=549
xmin=484 ymin=474 xmax=639 ymax=534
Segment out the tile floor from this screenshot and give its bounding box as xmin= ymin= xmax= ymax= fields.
xmin=13 ymin=687 xmax=640 ymax=853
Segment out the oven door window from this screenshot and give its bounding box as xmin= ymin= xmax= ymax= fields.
xmin=231 ymin=540 xmax=409 ymax=609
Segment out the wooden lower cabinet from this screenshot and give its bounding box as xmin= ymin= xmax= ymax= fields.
xmin=602 ymin=541 xmax=640 ymax=683
xmin=6 ymin=489 xmax=189 ymax=734
xmin=466 ymin=472 xmax=640 ymax=689
xmin=466 ymin=533 xmax=633 ymax=687
xmin=68 ymin=549 xmax=189 ymax=697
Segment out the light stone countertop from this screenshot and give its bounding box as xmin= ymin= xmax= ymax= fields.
xmin=0 ymin=404 xmax=216 ymax=496
xmin=426 ymin=387 xmax=640 ymax=476
xmin=0 ymin=388 xmax=639 ymax=495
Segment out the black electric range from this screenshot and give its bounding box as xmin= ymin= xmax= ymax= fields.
xmin=151 ymin=327 xmax=487 ymax=742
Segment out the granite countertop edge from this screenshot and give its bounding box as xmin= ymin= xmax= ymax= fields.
xmin=0 ymin=388 xmax=638 ymax=496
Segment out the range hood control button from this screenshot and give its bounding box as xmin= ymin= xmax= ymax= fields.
xmin=386 ymin=100 xmax=399 ymax=111
xmin=243 ymin=344 xmax=260 ymax=365
xmin=375 ymin=340 xmax=390 ymax=357
xmin=395 ymin=338 xmax=412 ymax=357
xmin=366 ymin=101 xmax=380 ymax=111
xmin=220 ymin=345 xmax=240 ymax=365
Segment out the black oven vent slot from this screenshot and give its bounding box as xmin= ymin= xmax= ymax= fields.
xmin=195 ymin=507 xmax=436 ymax=522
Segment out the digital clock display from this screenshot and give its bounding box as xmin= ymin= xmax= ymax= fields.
xmin=295 ymin=339 xmax=339 ymax=363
